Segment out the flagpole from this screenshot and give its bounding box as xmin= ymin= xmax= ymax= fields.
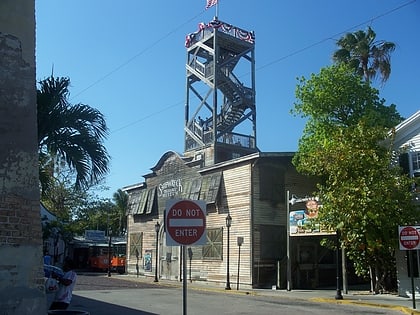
xmin=215 ymin=0 xmax=219 ymax=19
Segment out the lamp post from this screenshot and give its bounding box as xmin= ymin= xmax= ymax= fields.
xmin=335 ymin=230 xmax=343 ymax=300
xmin=154 ymin=222 xmax=160 ymax=282
xmin=225 ymin=214 xmax=232 ymax=290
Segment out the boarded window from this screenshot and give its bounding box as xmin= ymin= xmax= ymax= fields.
xmin=202 ymin=227 xmax=223 ymax=260
xmin=130 ymin=232 xmax=143 ymax=258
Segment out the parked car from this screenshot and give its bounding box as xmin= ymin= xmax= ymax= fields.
xmin=44 ymin=264 xmax=64 ymax=278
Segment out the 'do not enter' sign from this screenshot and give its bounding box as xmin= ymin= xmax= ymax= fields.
xmin=399 ymin=226 xmax=420 ymax=250
xmin=166 ymin=199 xmax=206 ymax=246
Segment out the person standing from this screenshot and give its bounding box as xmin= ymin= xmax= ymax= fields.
xmin=49 ymin=257 xmax=77 ymax=310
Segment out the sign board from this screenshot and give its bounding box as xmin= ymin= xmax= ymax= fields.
xmin=84 ymin=230 xmax=105 ymax=241
xmin=399 ymin=226 xmax=420 ymax=250
xmin=166 ymin=199 xmax=206 ymax=246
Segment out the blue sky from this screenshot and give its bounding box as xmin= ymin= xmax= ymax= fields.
xmin=36 ymin=0 xmax=420 ymax=200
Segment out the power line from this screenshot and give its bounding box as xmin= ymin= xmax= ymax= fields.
xmin=82 ymin=1 xmax=416 ymax=135
xmin=256 ymin=0 xmax=416 ymax=72
xmin=71 ymin=10 xmax=206 ymax=101
xmin=111 ymin=100 xmax=183 ymax=133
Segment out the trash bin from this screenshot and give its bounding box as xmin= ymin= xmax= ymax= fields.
xmin=48 ymin=311 xmax=89 ymax=315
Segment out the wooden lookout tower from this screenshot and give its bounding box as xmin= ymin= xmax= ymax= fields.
xmin=184 ymin=19 xmax=258 ymax=166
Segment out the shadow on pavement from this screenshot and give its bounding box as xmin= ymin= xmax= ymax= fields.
xmin=70 ymin=295 xmax=157 ymax=315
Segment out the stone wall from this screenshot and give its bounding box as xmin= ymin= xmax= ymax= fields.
xmin=0 ymin=1 xmax=46 ymax=313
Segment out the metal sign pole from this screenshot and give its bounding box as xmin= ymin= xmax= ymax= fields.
xmin=409 ymin=250 xmax=417 ymax=309
xmin=183 ymin=245 xmax=187 ymax=315
xmin=286 ymin=190 xmax=291 ymax=291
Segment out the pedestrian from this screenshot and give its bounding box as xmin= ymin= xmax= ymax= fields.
xmin=49 ymin=257 xmax=77 ymax=310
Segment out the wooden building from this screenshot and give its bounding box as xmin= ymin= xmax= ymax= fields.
xmin=124 ymin=150 xmax=332 ymax=289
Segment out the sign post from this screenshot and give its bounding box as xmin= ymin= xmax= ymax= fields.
xmin=399 ymin=226 xmax=420 ymax=310
xmin=166 ymin=199 xmax=206 ymax=315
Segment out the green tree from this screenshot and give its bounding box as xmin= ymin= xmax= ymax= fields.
xmin=113 ymin=189 xmax=128 ymax=236
xmin=37 ymin=75 xmax=110 ymax=193
xmin=71 ymin=198 xmax=117 ymax=236
xmin=333 ymin=26 xmax=396 ymax=85
xmin=292 ymin=64 xmax=417 ymax=292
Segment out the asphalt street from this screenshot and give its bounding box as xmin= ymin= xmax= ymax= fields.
xmin=51 ymin=273 xmax=420 ymax=315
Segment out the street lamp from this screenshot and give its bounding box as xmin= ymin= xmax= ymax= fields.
xmin=225 ymin=214 xmax=232 ymax=290
xmin=154 ymin=221 xmax=160 ymax=282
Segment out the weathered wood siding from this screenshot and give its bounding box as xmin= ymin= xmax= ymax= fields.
xmin=125 ymin=152 xmax=321 ymax=289
xmin=209 ymin=162 xmax=252 ymax=286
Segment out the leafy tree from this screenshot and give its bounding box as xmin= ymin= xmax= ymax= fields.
xmin=113 ymin=189 xmax=128 ymax=236
xmin=37 ymin=75 xmax=110 ymax=193
xmin=292 ymin=64 xmax=418 ymax=292
xmin=71 ymin=198 xmax=117 ymax=236
xmin=333 ymin=26 xmax=396 ymax=85
xmin=41 ymin=167 xmax=90 ymax=223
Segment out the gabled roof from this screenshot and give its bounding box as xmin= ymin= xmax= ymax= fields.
xmin=393 ymin=110 xmax=420 ymax=148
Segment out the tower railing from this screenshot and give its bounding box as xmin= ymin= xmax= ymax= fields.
xmin=185 ymin=19 xmax=255 ymax=49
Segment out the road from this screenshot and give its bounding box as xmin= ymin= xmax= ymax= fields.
xmin=69 ymin=274 xmax=407 ymax=315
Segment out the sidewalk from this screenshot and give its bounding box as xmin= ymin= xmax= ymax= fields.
xmin=123 ymin=275 xmax=420 ymax=315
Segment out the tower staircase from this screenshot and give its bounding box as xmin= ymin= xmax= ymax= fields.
xmin=184 ymin=19 xmax=258 ymax=164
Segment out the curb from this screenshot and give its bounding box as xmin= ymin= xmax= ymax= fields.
xmin=311 ymin=297 xmax=420 ymax=315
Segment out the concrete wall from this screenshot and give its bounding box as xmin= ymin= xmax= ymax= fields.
xmin=0 ymin=1 xmax=46 ymax=314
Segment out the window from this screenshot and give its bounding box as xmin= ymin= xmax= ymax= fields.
xmin=413 ymin=152 xmax=420 ymax=174
xmin=129 ymin=232 xmax=143 ymax=258
xmin=202 ymin=228 xmax=223 ymax=260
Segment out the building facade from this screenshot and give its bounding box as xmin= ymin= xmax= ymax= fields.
xmin=0 ymin=1 xmax=45 ymax=313
xmin=393 ymin=110 xmax=420 ymax=297
xmin=124 ymin=151 xmax=336 ymax=289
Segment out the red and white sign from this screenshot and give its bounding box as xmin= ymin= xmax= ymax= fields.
xmin=399 ymin=226 xmax=420 ymax=250
xmin=166 ymin=199 xmax=206 ymax=246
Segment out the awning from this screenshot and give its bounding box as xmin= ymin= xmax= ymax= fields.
xmin=145 ymin=187 xmax=156 ymax=214
xmin=188 ymin=177 xmax=202 ymax=200
xmin=200 ymin=172 xmax=222 ymax=204
xmin=127 ymin=189 xmax=148 ymax=215
xmin=135 ymin=189 xmax=148 ymax=215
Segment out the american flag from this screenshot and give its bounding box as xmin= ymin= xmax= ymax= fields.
xmin=205 ymin=0 xmax=218 ymax=9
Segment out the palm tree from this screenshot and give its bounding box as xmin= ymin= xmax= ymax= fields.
xmin=37 ymin=76 xmax=110 ymax=192
xmin=333 ymin=26 xmax=396 ymax=85
xmin=113 ymin=189 xmax=128 ymax=236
